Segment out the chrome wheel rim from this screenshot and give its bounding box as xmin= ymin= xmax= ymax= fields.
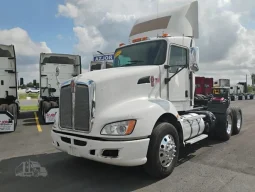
xmin=227 ymin=114 xmax=232 ymax=134
xmin=159 ymin=134 xmax=176 ymax=168
xmin=237 ymin=112 xmax=241 ymax=130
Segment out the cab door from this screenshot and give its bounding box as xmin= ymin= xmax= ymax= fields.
xmin=162 ymin=44 xmax=191 ymax=111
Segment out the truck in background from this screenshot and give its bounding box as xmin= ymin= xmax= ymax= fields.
xmin=194 ymin=76 xmax=213 ymax=107
xmin=0 ymin=44 xmax=19 ymax=132
xmin=51 ymin=1 xmax=243 ymax=179
xmin=237 ymin=82 xmax=254 ymax=100
xmin=90 ymin=61 xmax=113 ymax=71
xmin=214 ymin=79 xmax=230 ymax=87
xmin=230 ymin=85 xmax=239 ymax=101
xmin=205 ymin=77 xmax=213 ymax=95
xmin=89 ymin=52 xmax=114 ymax=71
xmin=38 ymin=53 xmax=82 ymax=124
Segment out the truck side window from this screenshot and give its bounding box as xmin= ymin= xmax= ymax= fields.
xmin=169 ymin=45 xmax=187 ymax=73
xmin=1 ymin=80 xmax=3 ymax=85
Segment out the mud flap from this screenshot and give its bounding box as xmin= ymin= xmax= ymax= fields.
xmin=44 ymin=108 xmax=58 ymax=123
xmin=0 ymin=111 xmax=15 ymax=132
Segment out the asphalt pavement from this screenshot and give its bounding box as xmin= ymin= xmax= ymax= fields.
xmin=0 ymin=100 xmax=255 ymax=192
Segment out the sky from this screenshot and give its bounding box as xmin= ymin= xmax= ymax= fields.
xmin=0 ymin=0 xmax=255 ymax=85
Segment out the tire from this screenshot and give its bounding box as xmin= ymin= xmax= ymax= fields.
xmin=231 ymin=107 xmax=242 ymax=135
xmin=214 ymin=108 xmax=234 ymax=141
xmin=144 ymin=122 xmax=179 ymax=179
xmin=50 ymin=101 xmax=58 ymax=107
xmin=8 ymin=104 xmax=18 ymax=130
xmin=43 ymin=102 xmax=51 ymax=113
xmin=42 ymin=101 xmax=51 ymax=123
xmin=0 ymin=104 xmax=9 ymax=111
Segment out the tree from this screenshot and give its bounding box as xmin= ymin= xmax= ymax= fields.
xmin=247 ymin=85 xmax=253 ymax=93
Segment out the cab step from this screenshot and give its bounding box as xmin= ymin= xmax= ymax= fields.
xmin=185 ymin=134 xmax=208 ymax=145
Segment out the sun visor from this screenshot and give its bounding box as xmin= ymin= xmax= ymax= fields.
xmin=129 ymin=1 xmax=199 ymax=41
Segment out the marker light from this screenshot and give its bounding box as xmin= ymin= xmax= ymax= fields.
xmin=132 ymin=37 xmax=148 ymax=43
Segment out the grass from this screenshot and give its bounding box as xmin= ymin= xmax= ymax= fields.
xmin=20 ymin=105 xmax=38 ymax=112
xmin=19 ymin=93 xmax=39 ymax=100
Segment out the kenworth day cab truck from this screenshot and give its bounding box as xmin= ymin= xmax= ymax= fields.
xmin=38 ymin=53 xmax=81 ymax=124
xmin=51 ymin=1 xmax=243 ymax=178
xmin=0 ymin=44 xmax=19 ymax=132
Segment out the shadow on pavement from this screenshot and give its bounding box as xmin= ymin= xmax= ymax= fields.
xmin=18 ymin=111 xmax=37 ymax=126
xmin=18 ymin=111 xmax=35 ymax=120
xmin=0 ymin=152 xmax=157 ymax=192
xmin=0 ymin=138 xmax=226 ymax=192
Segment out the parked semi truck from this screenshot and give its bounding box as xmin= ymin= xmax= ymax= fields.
xmin=51 ymin=1 xmax=243 ymax=179
xmin=214 ymin=79 xmax=230 ymax=87
xmin=0 ymin=44 xmax=19 ymax=132
xmin=38 ymin=53 xmax=82 ymax=124
xmin=89 ymin=61 xmax=113 ymax=71
xmin=90 ymin=53 xmax=114 ymax=71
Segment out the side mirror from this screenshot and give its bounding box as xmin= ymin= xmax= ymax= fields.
xmin=189 ymin=47 xmax=199 ymax=72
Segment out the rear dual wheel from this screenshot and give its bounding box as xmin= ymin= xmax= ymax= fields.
xmin=214 ymin=106 xmax=242 ymax=141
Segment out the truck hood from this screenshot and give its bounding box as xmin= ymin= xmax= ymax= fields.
xmin=75 ymin=66 xmax=161 ymax=113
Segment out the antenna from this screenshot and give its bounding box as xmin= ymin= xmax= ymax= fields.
xmin=156 ymin=0 xmax=159 ymax=38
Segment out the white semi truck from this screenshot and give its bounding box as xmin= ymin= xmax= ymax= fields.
xmin=214 ymin=79 xmax=230 ymax=87
xmin=51 ymin=1 xmax=243 ymax=178
xmin=38 ymin=53 xmax=82 ymax=124
xmin=89 ymin=61 xmax=113 ymax=71
xmin=0 ymin=44 xmax=19 ymax=132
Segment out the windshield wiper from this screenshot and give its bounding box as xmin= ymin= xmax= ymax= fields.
xmin=119 ymin=60 xmax=144 ymax=67
xmin=127 ymin=60 xmax=144 ymax=63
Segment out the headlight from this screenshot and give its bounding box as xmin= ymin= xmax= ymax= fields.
xmin=101 ymin=120 xmax=136 ymax=136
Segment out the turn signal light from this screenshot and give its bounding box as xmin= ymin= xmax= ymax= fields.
xmin=162 ymin=33 xmax=169 ymax=37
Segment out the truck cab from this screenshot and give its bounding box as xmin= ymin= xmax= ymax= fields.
xmin=38 ymin=53 xmax=82 ymax=124
xmin=0 ymin=44 xmax=19 ymax=132
xmin=51 ymin=1 xmax=243 ymax=179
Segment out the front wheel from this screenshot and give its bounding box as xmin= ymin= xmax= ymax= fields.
xmin=144 ymin=122 xmax=179 ymax=179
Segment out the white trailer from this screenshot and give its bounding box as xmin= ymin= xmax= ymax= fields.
xmin=51 ymin=1 xmax=243 ymax=179
xmin=0 ymin=44 xmax=19 ymax=132
xmin=38 ymin=53 xmax=81 ymax=124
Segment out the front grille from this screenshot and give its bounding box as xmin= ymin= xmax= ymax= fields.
xmin=59 ymin=85 xmax=72 ymax=129
xmin=74 ymin=84 xmax=90 ymax=131
xmin=59 ymin=83 xmax=90 ymax=132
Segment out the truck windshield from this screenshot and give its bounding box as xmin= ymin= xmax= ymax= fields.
xmin=42 ymin=56 xmax=75 ymax=64
xmin=0 ymin=48 xmax=12 ymax=57
xmin=113 ymin=40 xmax=167 ymax=67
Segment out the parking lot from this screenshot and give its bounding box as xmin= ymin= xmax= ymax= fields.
xmin=0 ymin=100 xmax=255 ymax=192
